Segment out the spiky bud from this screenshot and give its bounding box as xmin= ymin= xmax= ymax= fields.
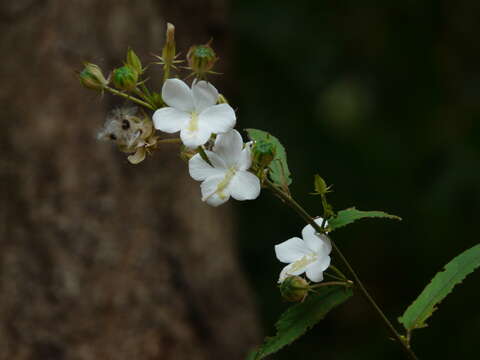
xmin=112 ymin=65 xmax=138 ymax=91
xmin=78 ymin=63 xmax=108 ymax=91
xmin=126 ymin=48 xmax=143 ymax=74
xmin=280 ymin=276 xmax=310 ymax=302
xmin=187 ymin=42 xmax=218 ymax=79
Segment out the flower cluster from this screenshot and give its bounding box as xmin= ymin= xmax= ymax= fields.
xmin=81 ymin=29 xmax=330 ymax=289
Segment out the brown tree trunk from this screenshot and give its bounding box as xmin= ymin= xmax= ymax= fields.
xmin=0 ymin=1 xmax=259 ymax=359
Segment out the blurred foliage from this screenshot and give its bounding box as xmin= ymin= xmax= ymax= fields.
xmin=232 ymin=1 xmax=480 ymax=359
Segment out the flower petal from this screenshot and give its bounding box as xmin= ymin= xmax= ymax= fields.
xmin=199 ymin=104 xmax=236 ymax=134
xmin=278 ymin=262 xmax=306 ymax=283
xmin=212 ymin=129 xmax=243 ymax=166
xmin=192 ymin=80 xmax=219 ymax=113
xmin=303 ymin=232 xmax=332 ymax=256
xmin=302 ymin=218 xmax=331 ymax=252
xmin=188 ymin=153 xmax=225 ymax=181
xmin=274 ymin=237 xmax=310 ymax=263
xmin=238 ymin=146 xmax=253 ymax=171
xmin=162 ymin=78 xmax=194 ymax=112
xmin=229 ymin=171 xmax=261 ymax=201
xmin=204 ymin=150 xmax=227 ymax=169
xmin=305 ymin=256 xmax=331 ymax=282
xmin=153 ymin=107 xmax=190 ymax=133
xmin=180 ymin=124 xmax=212 ymax=148
xmin=200 ymin=175 xmax=230 ymax=207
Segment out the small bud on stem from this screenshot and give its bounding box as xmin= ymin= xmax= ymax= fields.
xmin=186 ymin=41 xmax=218 ymax=79
xmin=78 ymin=63 xmax=109 ymax=91
xmin=112 ymin=65 xmax=139 ymax=92
xmin=280 ymin=276 xmax=310 ymax=302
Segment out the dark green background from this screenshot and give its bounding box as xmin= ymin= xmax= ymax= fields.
xmin=231 ymin=1 xmax=480 ymax=359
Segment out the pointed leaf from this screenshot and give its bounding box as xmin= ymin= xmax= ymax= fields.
xmin=246 ymin=128 xmax=292 ymax=187
xmin=250 ymin=285 xmax=353 ymax=359
xmin=328 ymin=207 xmax=401 ymax=231
xmin=399 ymin=243 xmax=480 ymax=332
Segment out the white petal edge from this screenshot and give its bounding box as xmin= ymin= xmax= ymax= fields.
xmin=212 ymin=129 xmax=243 ymax=166
xmin=153 ymin=107 xmax=190 ymax=133
xmin=229 ymin=171 xmax=261 ymax=201
xmin=305 ymin=262 xmax=325 ymax=282
xmin=199 ymin=104 xmax=236 ymax=135
xmin=238 ymin=146 xmax=253 ymax=171
xmin=192 ymin=80 xmax=219 ymax=113
xmin=188 ymin=154 xmax=225 ymax=181
xmin=180 ymin=124 xmax=212 ymax=148
xmin=274 ymin=237 xmax=310 ymax=263
xmin=278 ymin=262 xmax=307 ymax=283
xmin=162 ymin=78 xmax=194 ymax=112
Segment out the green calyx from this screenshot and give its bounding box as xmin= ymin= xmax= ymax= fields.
xmin=112 ymin=65 xmax=138 ymax=91
xmin=79 ymin=63 xmax=108 ymax=90
xmin=280 ymin=276 xmax=310 ymax=302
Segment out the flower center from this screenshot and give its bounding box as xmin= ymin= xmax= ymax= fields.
xmin=289 ymin=254 xmax=318 ymax=273
xmin=187 ymin=112 xmax=199 ymax=132
xmin=215 ymin=166 xmax=237 ymax=199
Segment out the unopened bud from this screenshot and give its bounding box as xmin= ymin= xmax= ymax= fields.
xmin=187 ymin=42 xmax=218 ymax=78
xmin=162 ymin=23 xmax=176 ymax=65
xmin=280 ymin=276 xmax=310 ymax=302
xmin=112 ymin=65 xmax=138 ymax=91
xmin=252 ymin=139 xmax=276 ymax=168
xmin=313 ymin=174 xmax=332 ymax=195
xmin=126 ymin=48 xmax=143 ymax=74
xmin=79 ymin=63 xmax=108 ymax=90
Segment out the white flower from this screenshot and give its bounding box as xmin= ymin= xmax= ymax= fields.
xmin=153 ymin=79 xmax=236 ymax=148
xmin=188 ymin=129 xmax=261 ymax=207
xmin=275 ymin=218 xmax=332 ymax=283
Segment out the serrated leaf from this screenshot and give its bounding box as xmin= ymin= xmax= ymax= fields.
xmin=251 ymin=286 xmax=353 ymax=359
xmin=246 ymin=128 xmax=292 ymax=187
xmin=328 ymin=207 xmax=401 ymax=231
xmin=399 ymin=243 xmax=480 ymax=332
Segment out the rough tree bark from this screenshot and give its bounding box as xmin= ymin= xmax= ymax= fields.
xmin=0 ymin=1 xmax=259 ymax=359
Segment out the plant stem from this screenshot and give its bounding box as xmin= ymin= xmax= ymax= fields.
xmin=265 ymin=180 xmax=419 ymax=360
xmin=310 ymin=281 xmax=352 ymax=289
xmin=104 ymin=86 xmax=155 ymax=111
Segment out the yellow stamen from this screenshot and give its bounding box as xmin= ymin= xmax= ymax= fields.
xmin=289 ymin=255 xmax=317 ymax=273
xmin=187 ymin=112 xmax=199 ymax=132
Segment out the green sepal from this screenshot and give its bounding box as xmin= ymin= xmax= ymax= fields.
xmin=126 ymin=47 xmax=143 ymax=74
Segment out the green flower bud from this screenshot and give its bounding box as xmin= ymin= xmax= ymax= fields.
xmin=162 ymin=22 xmax=177 ymax=65
xmin=78 ymin=63 xmax=108 ymax=90
xmin=252 ymin=139 xmax=276 ymax=168
xmin=280 ymin=276 xmax=310 ymax=302
xmin=187 ymin=42 xmax=218 ymax=78
xmin=126 ymin=48 xmax=143 ymax=74
xmin=112 ymin=65 xmax=138 ymax=91
xmin=313 ymin=174 xmax=332 ymax=195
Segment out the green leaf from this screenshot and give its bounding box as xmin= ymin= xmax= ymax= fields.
xmin=246 ymin=128 xmax=292 ymax=187
xmin=250 ymin=286 xmax=352 ymax=359
xmin=328 ymin=207 xmax=401 ymax=231
xmin=399 ymin=243 xmax=480 ymax=332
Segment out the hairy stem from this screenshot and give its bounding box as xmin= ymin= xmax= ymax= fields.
xmin=265 ymin=180 xmax=419 ymax=360
xmin=104 ymin=86 xmax=155 ymax=111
